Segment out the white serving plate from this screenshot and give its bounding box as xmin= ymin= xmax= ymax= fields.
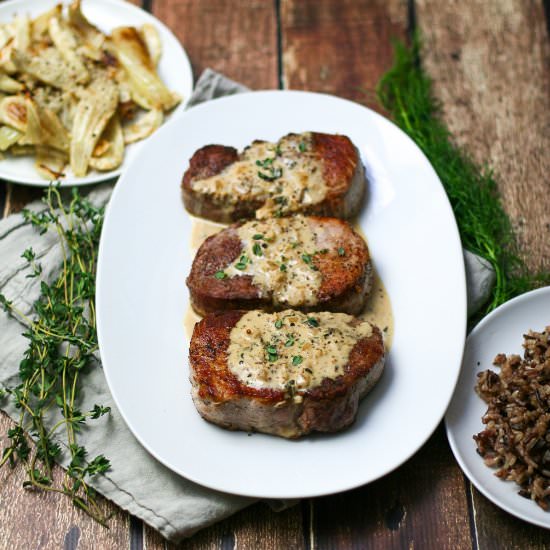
xmin=97 ymin=90 xmax=467 ymax=498
xmin=0 ymin=0 xmax=193 ymax=186
xmin=446 ymin=286 xmax=550 ymax=528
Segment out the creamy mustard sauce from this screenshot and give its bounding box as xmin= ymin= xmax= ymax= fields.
xmin=189 ymin=133 xmax=326 ymax=218
xmin=359 ymin=272 xmax=394 ymax=349
xmin=184 ymin=306 xmax=202 ymax=339
xmin=224 ymin=215 xmax=322 ymax=306
xmin=349 ymin=221 xmax=394 ymax=348
xmin=227 ymin=310 xmax=373 ymax=392
xmin=189 ymin=216 xmax=227 ymax=250
xmin=185 ymin=218 xmax=394 ymax=350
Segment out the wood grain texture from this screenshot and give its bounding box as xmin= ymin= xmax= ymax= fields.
xmin=416 ymin=0 xmax=550 ymax=271
xmin=0 ymin=412 xmax=130 ymax=550
xmin=142 ymin=503 xmax=304 ymax=549
xmin=471 ymin=486 xmax=550 ymax=549
xmin=3 ymin=184 xmax=42 ymax=216
xmin=281 ymin=0 xmax=408 ymax=111
xmin=152 ymin=0 xmax=278 ymax=89
xmin=312 ymin=425 xmax=472 ymax=550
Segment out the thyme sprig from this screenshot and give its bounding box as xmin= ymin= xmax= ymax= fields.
xmin=0 ymin=185 xmax=111 ymax=525
xmin=377 ymin=38 xmax=550 ymax=315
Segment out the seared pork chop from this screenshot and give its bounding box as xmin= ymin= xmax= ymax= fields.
xmin=187 ymin=215 xmax=372 ymax=316
xmin=181 ymin=132 xmax=366 ymax=222
xmin=189 ymin=309 xmax=385 ymax=438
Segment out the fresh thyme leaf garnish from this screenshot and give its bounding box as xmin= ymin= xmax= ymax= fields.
xmin=215 ymin=270 xmax=227 ymax=279
xmin=266 ymin=344 xmax=278 ymax=362
xmin=306 ymin=317 xmax=319 ymax=328
xmin=292 ymin=355 xmax=303 ymax=366
xmin=252 ymin=243 xmax=263 ymax=257
xmin=256 ymin=157 xmax=274 ymax=168
xmin=284 ymin=335 xmax=295 ymax=347
xmin=21 ymin=247 xmax=42 ymax=278
xmin=0 ymin=185 xmax=111 ymax=526
xmin=377 ymin=37 xmax=550 ymax=316
xmin=234 ymin=254 xmax=249 ymax=271
xmin=257 ymin=158 xmax=283 ymax=182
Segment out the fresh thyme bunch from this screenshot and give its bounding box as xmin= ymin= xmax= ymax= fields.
xmin=377 ymin=38 xmax=550 ymax=315
xmin=0 ymin=185 xmax=111 ymax=525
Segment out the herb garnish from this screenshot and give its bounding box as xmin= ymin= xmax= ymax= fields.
xmin=292 ymin=355 xmax=303 ymax=366
xmin=256 ymin=158 xmax=273 ymax=168
xmin=274 ymin=319 xmax=283 ymax=329
xmin=234 ymin=254 xmax=249 ymax=271
xmin=252 ymin=233 xmax=264 ymax=240
xmin=266 ymin=345 xmax=278 ymax=362
xmin=257 ymin=165 xmax=282 ymax=182
xmin=215 ymin=270 xmax=227 ymax=279
xmin=256 ymin=156 xmax=283 ymax=181
xmin=252 ymin=243 xmax=263 ymax=256
xmin=298 ymin=141 xmax=307 ymax=152
xmin=21 ymin=247 xmax=43 ymax=278
xmin=338 ymin=247 xmax=345 ymax=257
xmin=306 ymin=317 xmax=319 ymax=327
xmin=377 ymin=37 xmax=550 ymax=315
xmin=0 ymin=186 xmax=111 ymax=525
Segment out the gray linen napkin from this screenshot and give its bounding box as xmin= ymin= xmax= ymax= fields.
xmin=0 ymin=69 xmax=495 ymax=542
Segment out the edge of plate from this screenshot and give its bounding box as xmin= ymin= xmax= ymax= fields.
xmin=445 ymin=285 xmax=550 ymax=529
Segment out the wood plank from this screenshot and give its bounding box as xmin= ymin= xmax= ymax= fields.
xmin=0 ymin=412 xmax=130 ymax=550
xmin=416 ymin=0 xmax=550 ymax=272
xmin=281 ymin=0 xmax=408 ymax=112
xmin=3 ymin=184 xmax=42 ymax=216
xmin=417 ymin=1 xmax=550 ymax=546
xmin=142 ymin=502 xmax=305 ymax=549
xmin=471 ymin=486 xmax=550 ymax=549
xmin=312 ymin=425 xmax=472 ymax=550
xmin=152 ymin=0 xmax=279 ymax=89
xmin=281 ymin=2 xmax=472 ymax=548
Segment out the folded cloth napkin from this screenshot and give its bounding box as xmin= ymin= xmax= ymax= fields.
xmin=0 ymin=69 xmax=495 ymax=542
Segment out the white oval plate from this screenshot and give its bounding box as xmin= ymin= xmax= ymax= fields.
xmin=446 ymin=286 xmax=550 ymax=528
xmin=97 ymin=91 xmax=467 ymax=499
xmin=0 ymin=0 xmax=193 ymax=186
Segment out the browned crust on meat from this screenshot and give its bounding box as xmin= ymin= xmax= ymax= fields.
xmin=181 ymin=132 xmax=366 ymax=222
xmin=181 ymin=145 xmax=263 ymax=221
xmin=186 ymin=216 xmax=372 ymax=316
xmin=186 ymin=226 xmax=264 ymax=315
xmin=189 ymin=311 xmax=385 ymax=438
xmin=300 ymin=133 xmax=366 ymax=219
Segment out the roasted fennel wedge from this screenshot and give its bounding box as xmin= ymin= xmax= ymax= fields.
xmin=0 ymin=0 xmax=182 ymax=179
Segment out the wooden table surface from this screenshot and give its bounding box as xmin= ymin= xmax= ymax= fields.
xmin=1 ymin=1 xmax=549 ymax=548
